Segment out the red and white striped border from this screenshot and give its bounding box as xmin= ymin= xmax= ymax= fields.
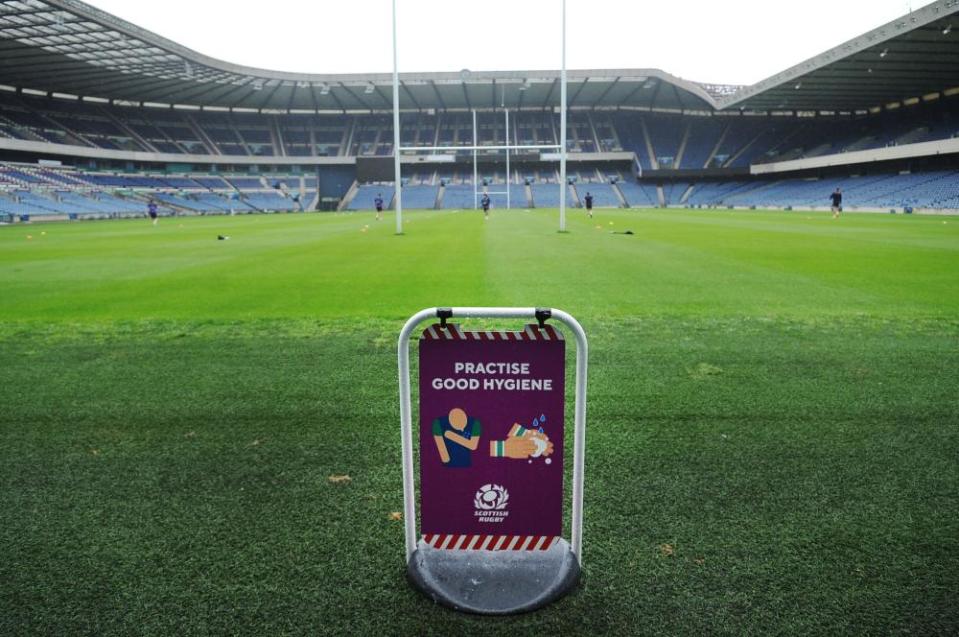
xmin=422 ymin=534 xmax=559 ymax=551
xmin=421 ymin=323 xmax=564 ymax=341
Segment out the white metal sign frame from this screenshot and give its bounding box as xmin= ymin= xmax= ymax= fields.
xmin=397 ymin=306 xmax=588 ymax=562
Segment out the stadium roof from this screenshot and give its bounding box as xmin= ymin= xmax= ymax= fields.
xmin=717 ymin=0 xmax=959 ymax=112
xmin=0 ymin=1 xmax=720 ymax=112
xmin=0 ymin=0 xmax=956 ymax=114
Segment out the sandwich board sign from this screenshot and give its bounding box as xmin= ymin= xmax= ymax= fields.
xmin=397 ymin=307 xmax=588 ymax=614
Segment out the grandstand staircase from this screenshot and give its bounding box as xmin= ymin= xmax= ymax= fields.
xmin=640 ymin=119 xmax=659 ymax=169
xmin=656 ymin=186 xmax=665 ymax=207
xmin=435 ymin=184 xmax=446 ymax=209
xmin=339 ymin=180 xmax=360 ymax=211
xmin=586 ymin=113 xmax=602 ymax=152
xmin=0 ymin=114 xmax=54 ymax=144
xmin=894 ymin=127 xmax=931 ymax=146
xmin=608 ymin=120 xmax=625 ymax=153
xmin=703 ymin=124 xmax=729 ymax=168
xmin=745 ymin=126 xmax=807 ymax=166
xmin=722 ymin=180 xmax=780 ymax=206
xmin=568 ymin=183 xmax=581 ymax=208
xmin=843 ymin=135 xmax=877 ymax=153
xmin=270 ymin=116 xmax=286 ymax=157
xmin=307 ymin=191 xmax=320 ymax=211
xmin=98 ymin=107 xmax=158 ymax=153
xmin=611 ymin=183 xmax=628 ymax=208
xmin=341 ymin=120 xmax=356 ymax=157
xmin=804 ymin=143 xmax=834 ymax=158
xmin=226 ymin=115 xmax=253 ymax=155
xmin=153 ymin=122 xmax=189 ymax=154
xmin=183 ymin=114 xmax=221 ymax=156
xmin=673 ymin=123 xmax=692 ymax=169
xmin=29 ymin=106 xmax=96 ymax=149
xmin=724 ymin=130 xmax=766 ymax=168
xmin=126 ymin=191 xmax=192 ymax=215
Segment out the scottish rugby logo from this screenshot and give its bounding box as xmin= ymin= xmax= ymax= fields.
xmin=474 ymin=483 xmax=509 ymax=511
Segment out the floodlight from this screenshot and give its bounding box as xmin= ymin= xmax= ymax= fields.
xmin=943 ymin=25 xmax=952 ymax=35
xmin=364 ymin=83 xmax=376 ymax=94
xmin=879 ymin=48 xmax=888 ymax=58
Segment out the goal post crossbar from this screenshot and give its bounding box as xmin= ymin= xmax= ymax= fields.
xmin=398 ymin=145 xmax=562 ymax=152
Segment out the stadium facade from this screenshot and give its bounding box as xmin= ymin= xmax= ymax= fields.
xmin=0 ymin=0 xmax=957 ymax=220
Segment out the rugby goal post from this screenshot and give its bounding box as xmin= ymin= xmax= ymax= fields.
xmin=391 ymin=0 xmax=569 ymax=233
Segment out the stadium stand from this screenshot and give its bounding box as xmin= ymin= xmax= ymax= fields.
xmin=680 ymin=171 xmax=959 ymax=210
xmin=398 ymin=186 xmax=439 ymax=209
xmin=0 ymin=160 xmax=311 ymax=217
xmin=530 ymin=184 xmax=565 ymax=209
xmin=0 ymin=1 xmax=956 ymax=222
xmin=349 ymin=185 xmax=390 ymax=211
xmin=3 ymin=90 xmax=958 ymax=174
xmin=577 ymin=184 xmax=621 ymax=208
xmin=441 ymin=185 xmax=477 ymax=210
xmin=617 ymin=182 xmax=660 ymax=208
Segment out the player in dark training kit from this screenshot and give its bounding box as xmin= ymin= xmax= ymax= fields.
xmin=147 ymin=200 xmax=158 ymax=226
xmin=584 ymin=191 xmax=594 ymax=218
xmin=481 ymin=193 xmax=491 ymax=219
xmin=829 ymin=188 xmax=843 ymax=219
xmin=374 ymin=194 xmax=384 ymax=221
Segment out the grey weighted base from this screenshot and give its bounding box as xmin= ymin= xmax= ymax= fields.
xmin=407 ymin=538 xmax=581 ymax=615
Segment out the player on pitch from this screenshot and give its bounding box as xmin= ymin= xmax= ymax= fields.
xmin=374 ymin=193 xmax=384 ymax=221
xmin=147 ymin=199 xmax=158 ymax=226
xmin=829 ymin=188 xmax=843 ymax=219
xmin=584 ymin=191 xmax=594 ymax=218
xmin=481 ymin=192 xmax=491 ymax=219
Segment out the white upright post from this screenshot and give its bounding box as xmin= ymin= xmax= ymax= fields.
xmin=472 ymin=109 xmax=478 ymax=210
xmin=559 ymin=0 xmax=568 ymax=231
xmin=392 ymin=0 xmax=403 ymax=233
xmin=505 ymin=108 xmax=511 ymax=210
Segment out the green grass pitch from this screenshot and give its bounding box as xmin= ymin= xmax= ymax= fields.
xmin=1 ymin=208 xmax=957 ymax=635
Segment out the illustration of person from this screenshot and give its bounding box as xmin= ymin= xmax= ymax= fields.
xmin=434 ymin=410 xmax=556 ymax=466
xmin=433 ymin=408 xmax=482 ymax=467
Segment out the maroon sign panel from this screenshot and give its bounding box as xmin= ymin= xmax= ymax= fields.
xmin=419 ymin=323 xmax=565 ymax=551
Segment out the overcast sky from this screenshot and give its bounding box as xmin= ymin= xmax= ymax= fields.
xmin=85 ymin=0 xmax=922 ymax=86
